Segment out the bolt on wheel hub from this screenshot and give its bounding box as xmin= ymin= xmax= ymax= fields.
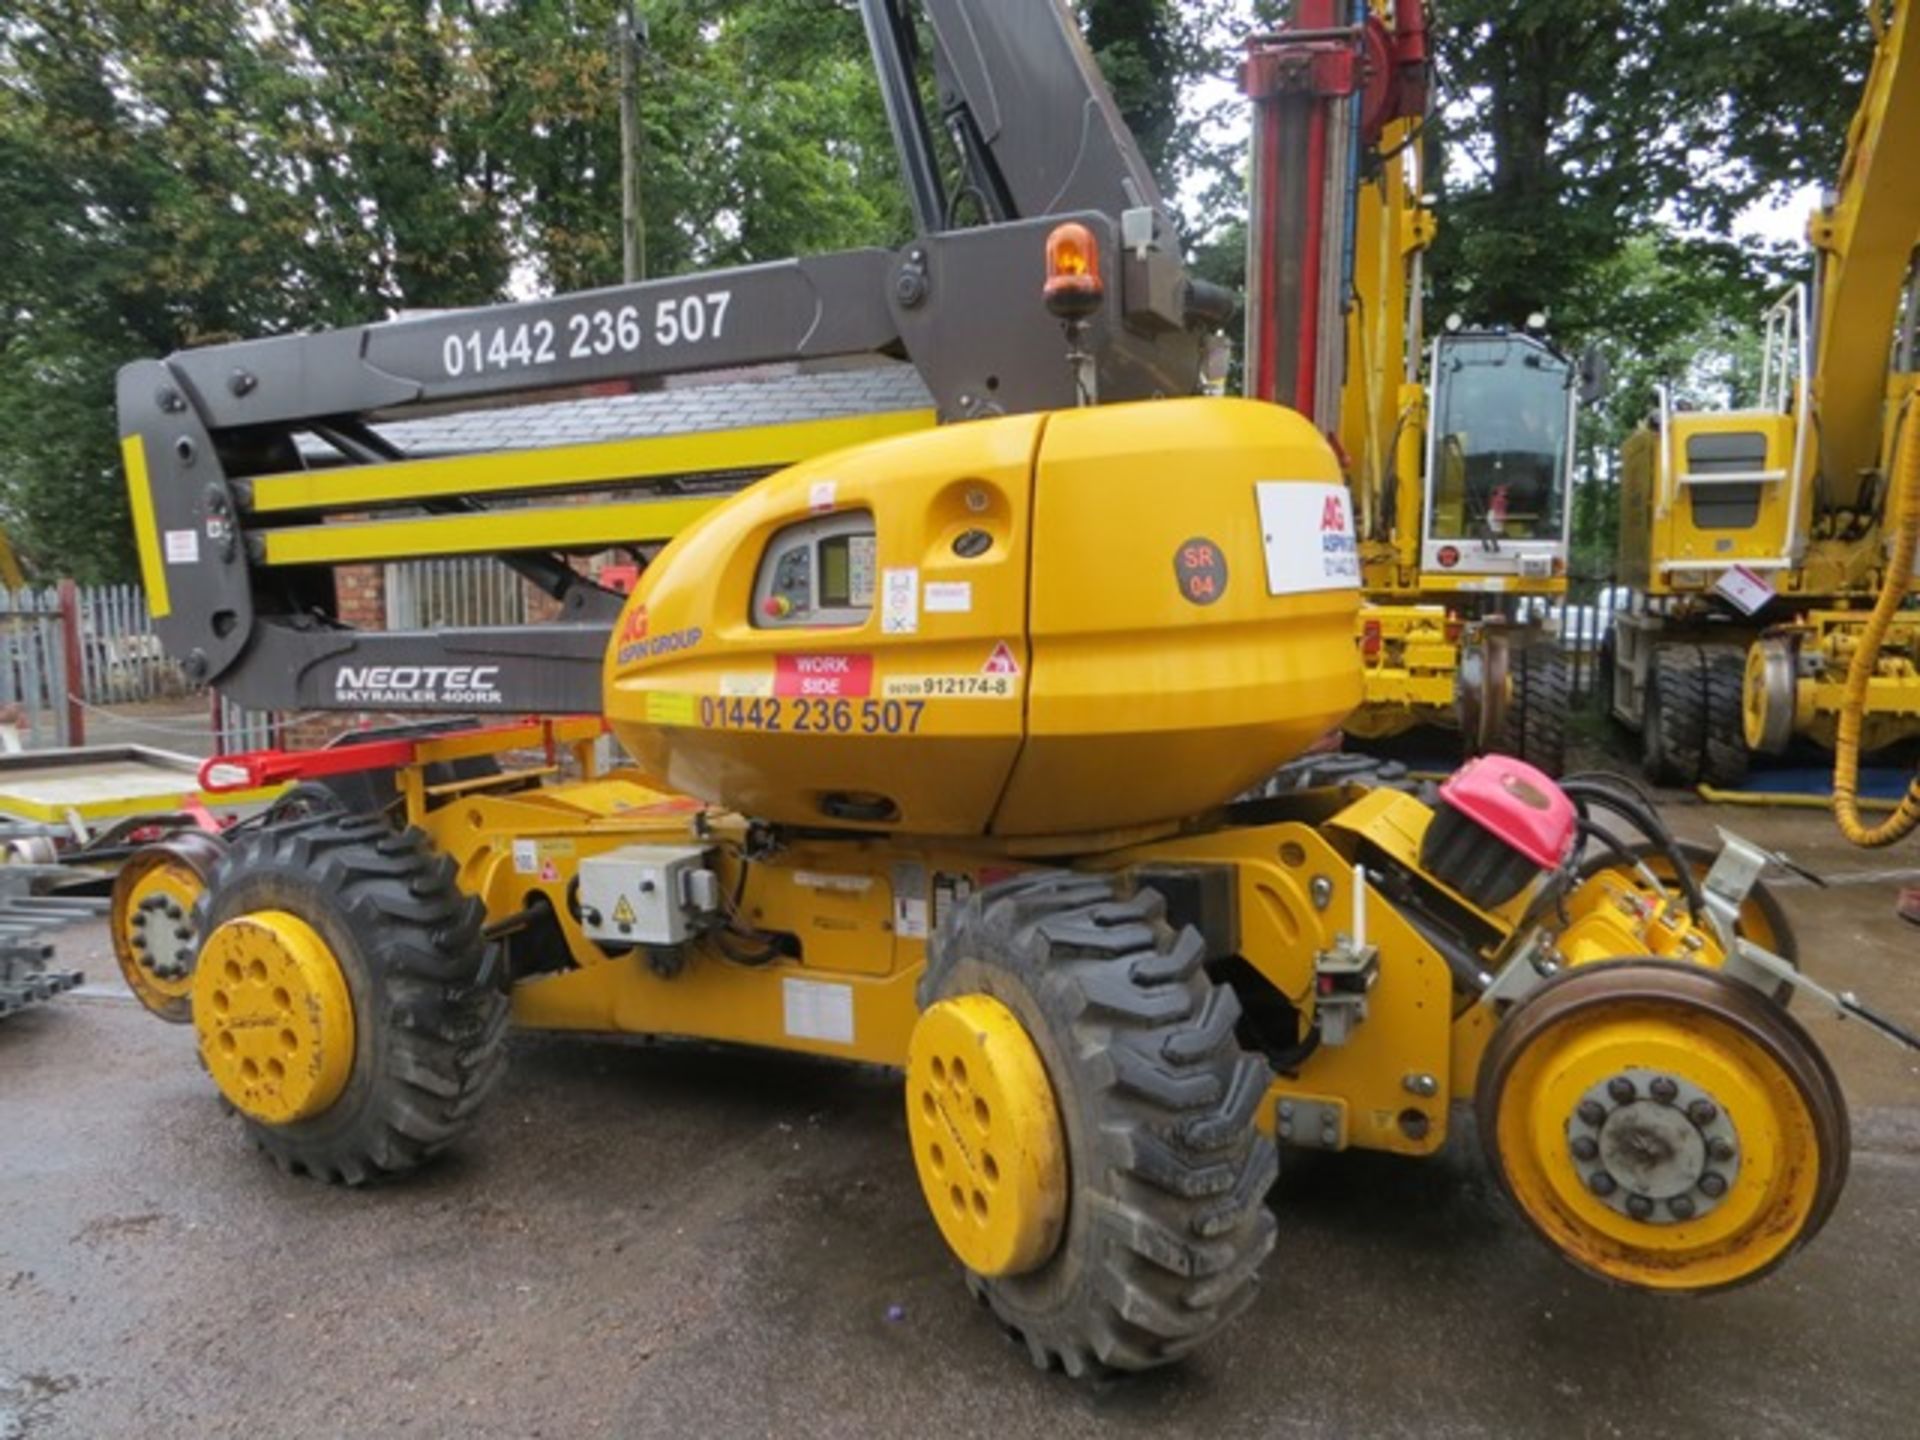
xmin=193 ymin=911 xmax=355 ymax=1126
xmin=905 ymin=994 xmax=1066 ymax=1278
xmin=1566 ymin=1069 xmax=1740 ymax=1224
xmin=129 ymin=884 xmax=197 ymax=980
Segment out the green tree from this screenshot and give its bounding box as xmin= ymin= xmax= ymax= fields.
xmin=1428 ymin=0 xmax=1872 ymax=332
xmin=0 ymin=0 xmax=911 ymax=580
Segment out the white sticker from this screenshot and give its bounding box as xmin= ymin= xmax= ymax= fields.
xmin=1460 ymin=577 xmax=1512 ymax=593
xmin=793 ymin=870 xmax=875 ymax=894
xmin=809 ymin=480 xmax=838 ymax=513
xmin=924 ymin=581 xmax=973 ymax=614
xmin=164 ymin=529 xmax=200 ymax=564
xmin=1255 ymin=482 xmax=1361 ymax=596
xmin=783 ymin=977 xmax=855 ymax=1046
xmin=512 ymin=839 xmax=539 ymax=876
xmin=882 ymin=674 xmax=1016 ymax=699
xmin=882 ymin=567 xmax=920 ymax=635
xmin=718 ymin=672 xmax=775 ymax=697
xmin=849 ymin=534 xmax=877 ymax=607
xmin=891 ymin=862 xmax=929 ymax=940
xmin=931 ymin=872 xmax=975 ymax=933
xmin=1714 ymin=564 xmax=1776 ymax=615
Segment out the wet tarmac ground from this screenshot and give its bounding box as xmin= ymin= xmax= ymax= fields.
xmin=3 ymin=801 xmax=1917 ymax=1438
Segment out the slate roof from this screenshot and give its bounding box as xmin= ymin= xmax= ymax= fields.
xmin=297 ymin=362 xmax=935 ymax=463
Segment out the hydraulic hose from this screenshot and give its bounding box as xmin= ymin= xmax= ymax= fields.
xmin=1833 ymin=395 xmax=1920 ymax=846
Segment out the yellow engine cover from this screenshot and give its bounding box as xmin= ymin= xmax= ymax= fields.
xmin=604 ymin=397 xmax=1363 ymax=838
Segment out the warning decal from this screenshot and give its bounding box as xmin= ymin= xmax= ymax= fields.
xmin=612 ymin=895 xmax=637 ymax=926
xmin=982 ymin=642 xmax=1021 ymax=676
xmin=775 ymin=653 xmax=874 ymax=699
xmin=1255 ymin=482 xmax=1361 ymax=596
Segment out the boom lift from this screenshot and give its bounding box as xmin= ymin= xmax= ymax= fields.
xmin=1244 ymin=0 xmax=1588 ymax=773
xmin=1610 ymin=0 xmax=1920 ymax=815
xmin=108 ymin=0 xmax=1884 ymax=1373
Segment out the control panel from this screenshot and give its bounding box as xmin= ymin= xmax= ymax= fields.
xmin=752 ymin=511 xmax=876 ymax=628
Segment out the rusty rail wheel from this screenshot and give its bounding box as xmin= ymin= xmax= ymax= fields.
xmin=1478 ymin=960 xmax=1847 ymax=1293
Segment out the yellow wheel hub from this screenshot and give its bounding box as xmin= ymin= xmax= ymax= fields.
xmin=193 ymin=911 xmax=355 ymax=1126
xmin=906 ymin=995 xmax=1067 ymax=1278
xmin=1481 ymin=968 xmax=1845 ymax=1292
xmin=112 ymin=858 xmax=208 ymax=1023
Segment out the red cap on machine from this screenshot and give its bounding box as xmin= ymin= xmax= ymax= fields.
xmin=1434 ymin=755 xmax=1577 ymax=871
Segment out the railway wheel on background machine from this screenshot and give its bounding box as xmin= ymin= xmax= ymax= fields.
xmin=111 ymin=830 xmax=229 ymax=1023
xmin=1478 ymin=961 xmax=1848 ymax=1292
xmin=191 ymin=813 xmax=509 ymax=1183
xmin=1504 ymin=643 xmax=1572 ymax=776
xmin=908 ymin=872 xmax=1277 ymax=1375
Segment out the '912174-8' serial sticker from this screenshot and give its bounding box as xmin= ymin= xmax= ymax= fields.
xmin=881 ymin=674 xmax=1015 ymax=699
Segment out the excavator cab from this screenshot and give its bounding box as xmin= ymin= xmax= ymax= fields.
xmin=1423 ymin=326 xmax=1576 ymax=585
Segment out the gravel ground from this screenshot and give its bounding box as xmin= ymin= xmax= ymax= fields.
xmin=3 ymin=799 xmax=1917 ymax=1439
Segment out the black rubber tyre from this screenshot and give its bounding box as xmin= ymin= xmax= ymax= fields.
xmin=1701 ymin=647 xmax=1751 ymax=788
xmin=1598 ymin=629 xmax=1621 ymax=723
xmin=197 ymin=813 xmax=509 ymax=1184
xmin=921 ymin=871 xmax=1278 ymax=1375
xmin=1504 ymin=643 xmax=1571 ymax=776
xmin=1641 ymin=644 xmax=1707 ymax=787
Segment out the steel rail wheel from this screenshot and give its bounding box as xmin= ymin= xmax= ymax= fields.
xmin=110 ymin=830 xmax=229 ymax=1023
xmin=1478 ymin=961 xmax=1847 ymax=1292
xmin=914 ymin=871 xmax=1277 ymax=1375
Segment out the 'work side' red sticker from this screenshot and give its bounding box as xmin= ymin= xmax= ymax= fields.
xmin=775 ymin=653 xmax=874 ymax=698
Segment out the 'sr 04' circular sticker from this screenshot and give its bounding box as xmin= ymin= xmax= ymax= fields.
xmin=1174 ymin=538 xmax=1228 ymax=605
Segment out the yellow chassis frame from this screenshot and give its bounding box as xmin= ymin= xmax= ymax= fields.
xmin=375 ymin=723 xmax=1736 ymax=1165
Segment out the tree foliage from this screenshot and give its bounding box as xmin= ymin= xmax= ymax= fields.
xmin=0 ymin=0 xmax=1889 ymax=581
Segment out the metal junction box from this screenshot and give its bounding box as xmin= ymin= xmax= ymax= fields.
xmin=577 ymin=845 xmax=719 ymax=946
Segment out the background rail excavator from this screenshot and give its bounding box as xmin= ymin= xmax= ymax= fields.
xmin=105 ymin=0 xmax=1897 ymax=1375
xmin=1246 ymin=0 xmax=1593 ymax=775
xmin=1610 ymin=0 xmax=1920 ymax=840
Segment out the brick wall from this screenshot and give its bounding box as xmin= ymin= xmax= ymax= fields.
xmin=335 ymin=564 xmax=386 ymax=629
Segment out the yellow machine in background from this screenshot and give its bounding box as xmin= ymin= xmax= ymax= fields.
xmin=1611 ymin=0 xmax=1920 ymax=809
xmin=1244 ymin=2 xmax=1588 ymax=773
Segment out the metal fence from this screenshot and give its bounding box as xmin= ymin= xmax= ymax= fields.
xmin=213 ymin=692 xmax=282 ymax=754
xmin=76 ymin=583 xmax=189 ymax=704
xmin=0 ymin=588 xmax=76 ymax=748
xmin=0 ymin=583 xmax=283 ymax=754
xmin=386 ymin=558 xmax=530 ymax=631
